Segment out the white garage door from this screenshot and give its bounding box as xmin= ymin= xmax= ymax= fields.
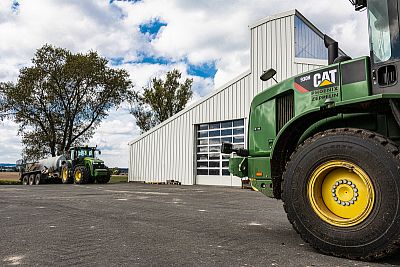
xmin=196 ymin=119 xmax=245 ymax=186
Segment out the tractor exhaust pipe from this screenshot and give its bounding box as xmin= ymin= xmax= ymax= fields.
xmin=324 ymin=35 xmax=338 ymax=65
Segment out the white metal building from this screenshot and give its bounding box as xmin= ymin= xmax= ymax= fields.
xmin=128 ymin=10 xmax=339 ymax=186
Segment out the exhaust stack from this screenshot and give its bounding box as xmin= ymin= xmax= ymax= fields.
xmin=324 ymin=35 xmax=338 ymax=65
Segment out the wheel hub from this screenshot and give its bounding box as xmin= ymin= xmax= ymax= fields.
xmin=308 ymin=161 xmax=375 ymax=227
xmin=332 ymin=180 xmax=358 ymax=205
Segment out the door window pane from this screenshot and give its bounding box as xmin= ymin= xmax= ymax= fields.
xmin=209 ymin=146 xmax=220 ymax=153
xmin=209 ymin=130 xmax=220 ymax=137
xmin=221 ymin=129 xmax=232 ymax=136
xmin=209 ymin=169 xmax=220 ymax=175
xmin=233 ymin=128 xmax=244 ymax=135
xmin=197 ymin=162 xmax=208 ymax=168
xmin=198 ymin=131 xmax=208 ymax=138
xmin=233 ymin=137 xmax=244 ymax=143
xmin=221 ymin=121 xmax=232 ymax=128
xmin=198 ymin=139 xmax=208 ymax=145
xmin=209 ymin=122 xmax=220 ymax=129
xmin=197 ymin=169 xmax=208 ymax=175
xmin=209 ymin=161 xmax=220 ymax=168
xmin=197 ymin=146 xmax=208 ymax=153
xmin=222 ymin=169 xmax=230 ymax=176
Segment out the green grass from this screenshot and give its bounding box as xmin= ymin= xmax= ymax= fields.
xmin=0 ymin=180 xmax=21 ymax=185
xmin=109 ymin=175 xmax=128 ymax=184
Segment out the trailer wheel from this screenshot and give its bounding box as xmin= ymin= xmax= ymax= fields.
xmin=34 ymin=174 xmax=41 ymax=185
xmin=74 ymin=166 xmax=89 ymax=184
xmin=61 ymin=165 xmax=72 ymax=184
xmin=28 ymin=174 xmax=35 ymax=185
xmin=22 ymin=176 xmax=28 ymax=185
xmin=282 ymin=128 xmax=400 ymax=260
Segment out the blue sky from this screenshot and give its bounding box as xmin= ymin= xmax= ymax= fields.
xmin=0 ymin=0 xmax=368 ymax=167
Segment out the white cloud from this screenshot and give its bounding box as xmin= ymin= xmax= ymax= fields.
xmin=0 ymin=0 xmax=371 ymax=165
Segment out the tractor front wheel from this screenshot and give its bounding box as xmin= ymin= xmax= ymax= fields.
xmin=96 ymin=173 xmax=111 ymax=184
xmin=73 ymin=166 xmax=89 ymax=184
xmin=282 ymin=128 xmax=400 ymax=260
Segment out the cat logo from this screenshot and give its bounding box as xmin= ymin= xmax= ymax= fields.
xmin=313 ymin=69 xmax=337 ymax=88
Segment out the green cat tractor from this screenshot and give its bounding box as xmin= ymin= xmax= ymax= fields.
xmin=61 ymin=146 xmax=111 ymax=184
xmin=223 ymin=0 xmax=400 ymax=260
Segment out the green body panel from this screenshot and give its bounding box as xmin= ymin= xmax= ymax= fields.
xmin=249 ymin=100 xmax=276 ymax=156
xmin=247 ymin=157 xmax=271 ymax=179
xmin=229 ymin=56 xmax=400 ymax=198
xmin=83 ymin=157 xmax=108 ymax=177
xmin=228 ymin=157 xmax=248 ymax=178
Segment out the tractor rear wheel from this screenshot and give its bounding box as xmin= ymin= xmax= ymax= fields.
xmin=61 ymin=165 xmax=72 ymax=184
xmin=22 ymin=176 xmax=28 ymax=185
xmin=28 ymin=174 xmax=35 ymax=185
xmin=282 ymin=128 xmax=400 ymax=260
xmin=73 ymin=166 xmax=89 ymax=184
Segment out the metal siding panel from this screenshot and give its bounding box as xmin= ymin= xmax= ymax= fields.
xmin=189 ymin=116 xmax=194 ymax=185
xmin=257 ymin=25 xmax=262 ymax=95
xmin=276 ymin=19 xmax=282 ymax=83
xmin=216 ymin=93 xmax=222 ymax=122
xmin=271 ymin=20 xmax=277 ymax=94
xmin=223 ymin=90 xmax=227 ymax=119
xmin=288 ymin=16 xmax=294 ymax=77
xmin=228 ymin=85 xmax=233 ymax=120
xmin=231 ymin=82 xmax=240 ymax=118
xmin=252 ymin=28 xmax=257 ymax=100
xmin=262 ymin=23 xmax=267 ymax=81
xmin=208 ymin=96 xmax=213 ymax=122
xmin=281 ymin=18 xmax=288 ymax=80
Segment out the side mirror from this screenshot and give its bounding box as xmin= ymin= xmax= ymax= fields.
xmin=260 ymin=68 xmax=278 ymax=82
xmin=98 ymin=150 xmax=101 ymax=155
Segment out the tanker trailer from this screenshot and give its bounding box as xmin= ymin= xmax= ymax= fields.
xmin=19 ymin=155 xmax=67 ymax=185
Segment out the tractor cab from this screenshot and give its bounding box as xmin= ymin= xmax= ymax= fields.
xmin=352 ymin=0 xmax=400 ymax=93
xmin=68 ymin=146 xmax=99 ymax=161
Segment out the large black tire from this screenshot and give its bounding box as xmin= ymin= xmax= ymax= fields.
xmin=34 ymin=173 xmax=41 ymax=185
xmin=22 ymin=175 xmax=28 ymax=185
xmin=282 ymin=128 xmax=400 ymax=260
xmin=73 ymin=166 xmax=89 ymax=184
xmin=96 ymin=173 xmax=111 ymax=184
xmin=61 ymin=165 xmax=73 ymax=184
xmin=28 ymin=174 xmax=35 ymax=185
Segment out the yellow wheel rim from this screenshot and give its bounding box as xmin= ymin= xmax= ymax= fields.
xmin=62 ymin=168 xmax=68 ymax=181
xmin=308 ymin=160 xmax=375 ymax=227
xmin=75 ymin=170 xmax=82 ymax=182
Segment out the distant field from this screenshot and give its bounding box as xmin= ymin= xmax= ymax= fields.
xmin=0 ymin=172 xmax=19 ymax=181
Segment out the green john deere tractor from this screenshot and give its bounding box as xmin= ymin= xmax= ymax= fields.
xmin=61 ymin=146 xmax=111 ymax=184
xmin=223 ymin=0 xmax=400 ymax=260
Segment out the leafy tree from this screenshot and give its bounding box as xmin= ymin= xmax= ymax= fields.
xmin=0 ymin=44 xmax=132 ymax=160
xmin=131 ymin=69 xmax=193 ymax=133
